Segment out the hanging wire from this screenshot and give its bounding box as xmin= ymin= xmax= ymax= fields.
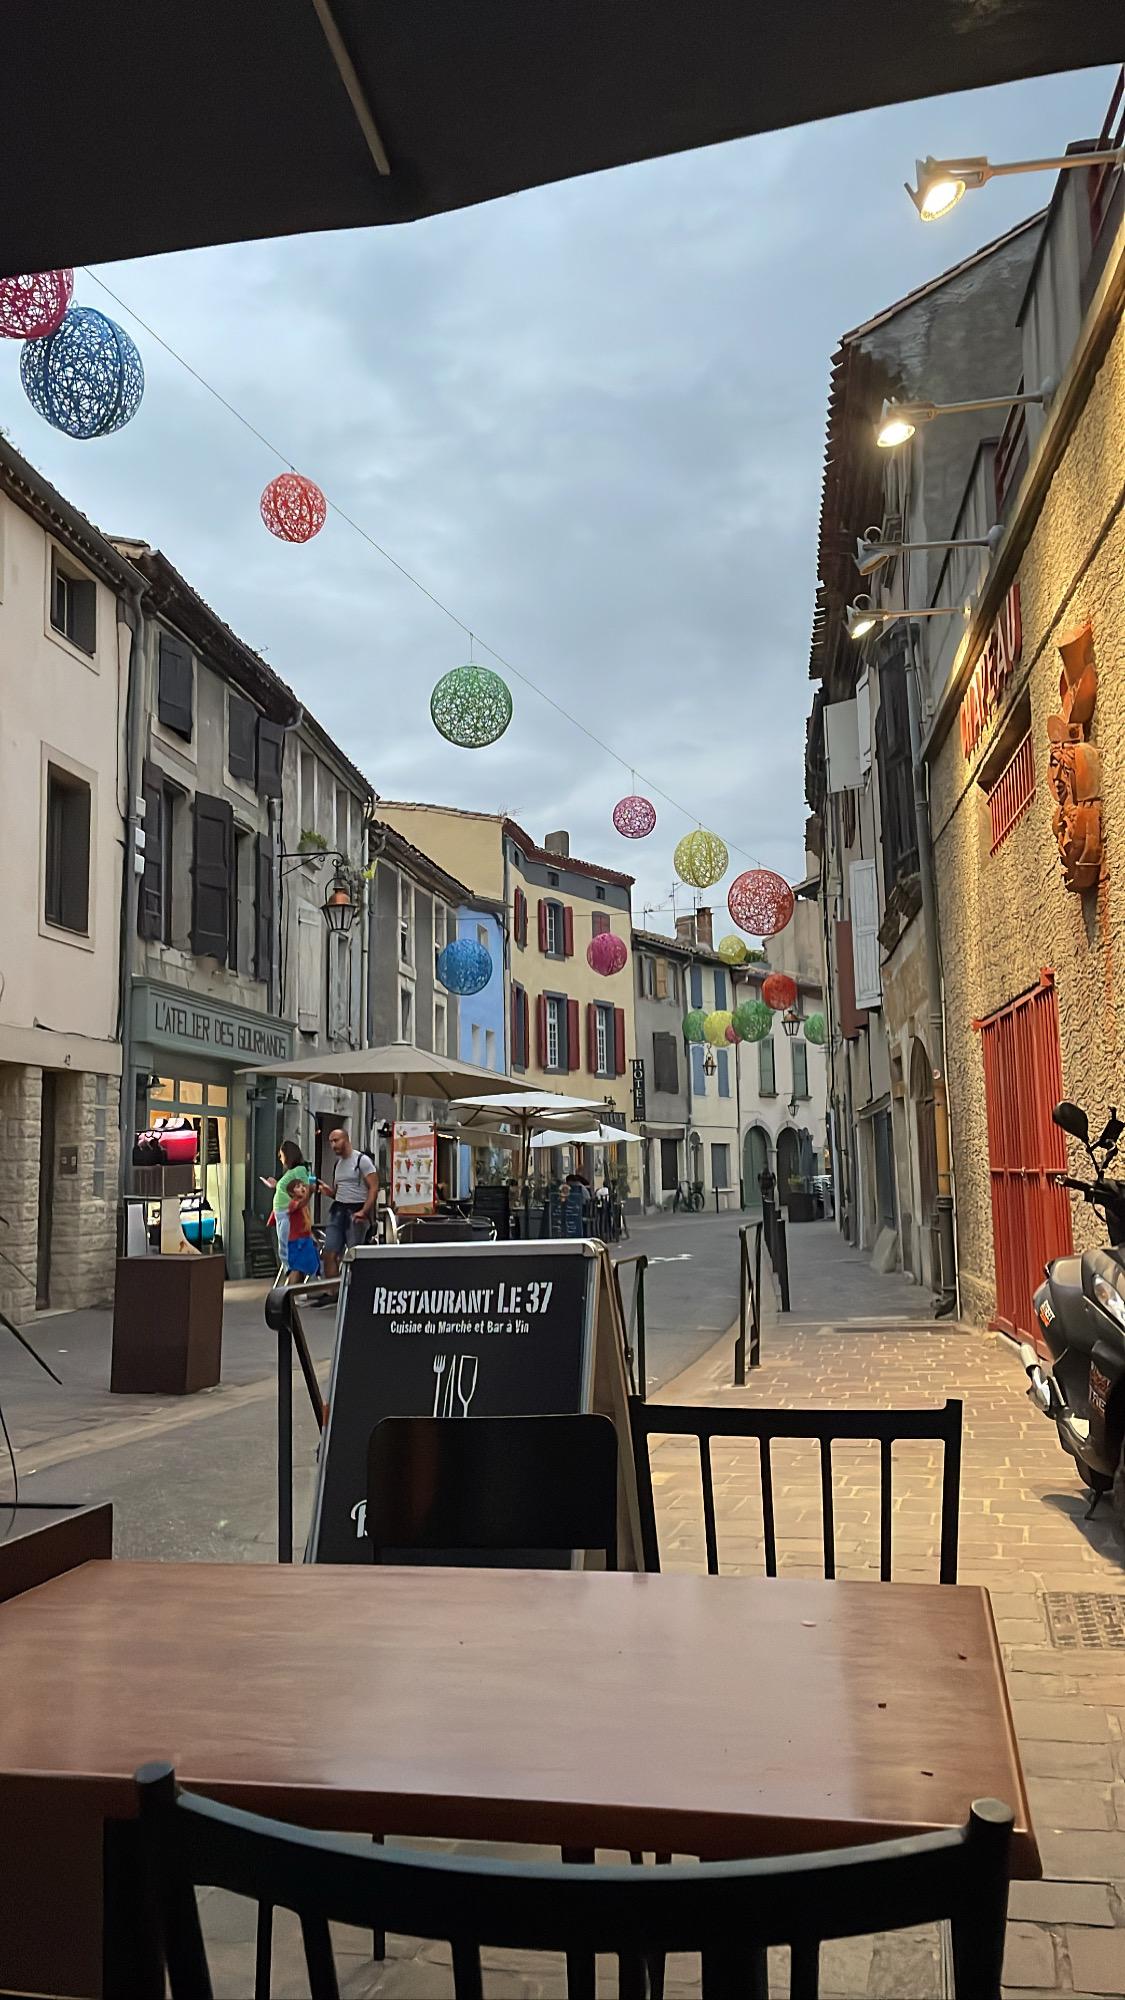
xmin=81 ymin=267 xmax=766 ymax=869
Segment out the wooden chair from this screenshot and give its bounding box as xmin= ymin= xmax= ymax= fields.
xmin=629 ymin=1397 xmax=962 ymax=1583
xmin=366 ymin=1412 xmax=619 ymax=1568
xmin=137 ymin=1762 xmax=1015 ymax=2000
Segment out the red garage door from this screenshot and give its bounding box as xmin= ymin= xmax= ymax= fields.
xmin=978 ymin=973 xmax=1072 ymax=1349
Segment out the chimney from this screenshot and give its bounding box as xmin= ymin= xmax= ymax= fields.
xmin=694 ymin=906 xmax=713 ymax=948
xmin=674 ymin=915 xmax=695 ymax=944
xmin=543 ymin=830 xmax=570 ymax=857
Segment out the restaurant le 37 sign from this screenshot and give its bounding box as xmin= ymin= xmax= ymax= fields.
xmin=959 ymin=585 xmax=1023 ymax=761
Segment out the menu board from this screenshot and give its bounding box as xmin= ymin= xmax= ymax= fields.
xmin=391 ymin=1120 xmax=437 ymax=1217
xmin=307 ymin=1241 xmax=599 ymax=1563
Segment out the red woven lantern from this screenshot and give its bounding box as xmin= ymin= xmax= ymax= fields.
xmin=260 ymin=472 xmax=327 ymax=544
xmin=762 ymin=971 xmax=799 ymax=1012
xmin=0 ymin=269 xmax=73 ymax=340
xmin=727 ymin=868 xmax=795 ymax=939
xmin=587 ymin=931 xmax=628 ymax=976
xmin=612 ymin=794 xmax=657 ymax=839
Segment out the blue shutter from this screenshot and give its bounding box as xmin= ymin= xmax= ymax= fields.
xmin=690 ymin=1045 xmax=706 ymax=1096
xmin=689 ymin=964 xmax=703 ymax=1009
xmin=717 ymin=1049 xmax=730 ymax=1097
xmin=713 ymin=968 xmax=727 ymax=1009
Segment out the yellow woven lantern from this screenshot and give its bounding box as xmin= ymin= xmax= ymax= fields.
xmin=717 ymin=934 xmax=748 ymax=964
xmin=703 ymin=1009 xmax=734 ymax=1046
xmin=674 ymin=829 xmax=728 ymax=889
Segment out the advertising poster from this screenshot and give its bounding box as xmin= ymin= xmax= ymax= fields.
xmin=391 ymin=1120 xmax=437 ymax=1217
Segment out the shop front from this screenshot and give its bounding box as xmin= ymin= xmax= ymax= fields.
xmin=130 ymin=980 xmax=295 ymax=1276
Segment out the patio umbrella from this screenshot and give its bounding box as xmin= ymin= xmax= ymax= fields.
xmin=530 ymin=1124 xmax=645 ymax=1150
xmin=4 ymin=3 xmax=1118 ymax=274
xmin=238 ymin=1041 xmax=521 ymax=1101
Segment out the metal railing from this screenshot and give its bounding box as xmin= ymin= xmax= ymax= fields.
xmin=734 ymin=1202 xmax=792 ymax=1383
xmin=761 ymin=1198 xmax=791 ymax=1314
xmin=266 ymin=1277 xmax=335 ymax=1563
xmin=613 ymin=1252 xmax=648 ymax=1399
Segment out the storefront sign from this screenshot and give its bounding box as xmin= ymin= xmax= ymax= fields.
xmin=392 ymin=1120 xmax=437 ymax=1216
xmin=133 ymin=981 xmax=295 ymax=1064
xmin=307 ymin=1241 xmax=598 ymax=1562
xmin=960 ymin=585 xmax=1023 ymax=761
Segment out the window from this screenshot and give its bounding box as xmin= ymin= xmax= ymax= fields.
xmin=471 ymin=1023 xmax=483 ymax=1065
xmin=477 ymin=922 xmax=489 ymax=949
xmin=400 ymin=984 xmax=413 ymax=1040
xmin=546 ymin=995 xmax=564 ymax=1070
xmin=652 ymin=1032 xmax=678 ymax=1094
xmin=544 ymin=901 xmax=560 ymax=955
xmin=160 ymin=784 xmax=179 ymax=943
xmin=595 ymin=884 xmax=607 ymax=900
xmin=668 ymin=962 xmax=679 ymax=1004
xmin=49 ymin=551 xmax=96 ymax=656
xmin=434 ymin=998 xmax=447 ymax=1055
xmin=660 ymin=1137 xmax=680 ymax=1191
xmin=595 ymin=1004 xmax=610 ymax=1077
xmin=399 ymin=878 xmax=414 ymax=964
xmin=711 ymin=1143 xmax=730 ymax=1190
xmin=792 ymin=1041 xmax=809 ymax=1100
xmin=717 ymin=1048 xmax=730 ymax=1097
xmin=875 ymin=659 xmax=919 ymax=887
xmin=758 ymin=1037 xmax=776 ymax=1096
xmin=511 ymin=982 xmax=528 ymax=1067
xmin=547 ymin=869 xmax=560 ymax=888
xmin=44 ymin=762 xmax=91 ymax=934
xmin=190 ymin=794 xmax=234 ymax=962
xmin=156 ymin=631 xmax=193 ymax=741
xmin=485 ymin=1027 xmax=496 ymax=1070
xmin=713 ymin=968 xmax=728 ymax=1009
xmin=229 ymin=825 xmax=256 ymax=973
xmin=591 ymin=911 xmax=610 ymax=937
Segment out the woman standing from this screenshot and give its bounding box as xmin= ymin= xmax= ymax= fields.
xmin=263 ymin=1140 xmax=313 ymax=1262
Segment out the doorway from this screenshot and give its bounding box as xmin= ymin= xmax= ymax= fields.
xmin=36 ymin=1070 xmax=57 ymax=1308
xmin=776 ymin=1126 xmax=800 ymax=1209
xmin=743 ymin=1126 xmax=770 ymax=1211
xmin=979 ymin=976 xmax=1071 ymax=1346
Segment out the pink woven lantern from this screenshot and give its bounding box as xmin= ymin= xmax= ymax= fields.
xmin=260 ymin=471 xmax=328 ymax=544
xmin=612 ymin=793 xmax=657 ymax=839
xmin=728 ymin=868 xmax=795 ymax=939
xmin=0 ymin=269 xmax=73 ymax=340
xmin=725 ymin=1024 xmax=741 ymax=1043
xmin=587 ymin=931 xmax=628 ymax=976
xmin=762 ymin=971 xmax=799 ymax=1012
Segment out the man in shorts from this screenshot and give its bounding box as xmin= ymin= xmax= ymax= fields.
xmin=319 ymin=1125 xmax=379 ymax=1277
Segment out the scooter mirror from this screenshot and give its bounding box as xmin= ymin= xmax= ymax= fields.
xmin=1097 ymin=1110 xmax=1125 ymax=1151
xmin=1053 ymin=1100 xmax=1090 ymax=1142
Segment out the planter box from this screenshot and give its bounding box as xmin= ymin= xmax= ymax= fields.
xmin=785 ymin=1189 xmax=818 ymax=1224
xmin=111 ymin=1254 xmax=225 ymax=1393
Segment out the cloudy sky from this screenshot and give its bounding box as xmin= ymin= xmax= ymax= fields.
xmin=0 ymin=63 xmax=1117 ymax=926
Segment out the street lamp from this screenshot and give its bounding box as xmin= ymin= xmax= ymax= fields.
xmin=907 ymin=146 xmax=1125 ymax=221
xmin=846 ymin=596 xmax=966 ymax=642
xmin=322 ymin=866 xmax=357 ymax=935
xmin=855 ymin=524 xmax=1002 ymax=576
xmin=781 ymin=1007 xmax=801 ymax=1040
xmin=876 ymin=383 xmax=1052 ymax=448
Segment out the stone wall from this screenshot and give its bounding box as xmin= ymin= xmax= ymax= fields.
xmin=932 ymin=307 xmax=1125 ymax=1326
xmin=0 ymin=1066 xmax=42 ymax=1326
xmin=0 ymin=1065 xmax=119 ymax=1325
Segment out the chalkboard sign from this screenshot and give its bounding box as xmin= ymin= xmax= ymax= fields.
xmin=306 ymin=1240 xmax=600 ymax=1563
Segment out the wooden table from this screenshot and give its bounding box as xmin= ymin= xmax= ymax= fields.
xmin=0 ymin=1561 xmax=1037 ymax=1996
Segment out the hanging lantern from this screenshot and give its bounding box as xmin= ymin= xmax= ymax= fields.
xmin=727 ymin=868 xmax=795 ymax=939
xmin=732 ymin=999 xmax=772 ymax=1043
xmin=682 ymin=1009 xmax=706 ymax=1043
xmin=436 ymin=936 xmax=493 ymax=996
xmin=781 ymin=1007 xmax=802 ymax=1040
xmin=260 ymin=471 xmax=327 ymax=543
xmin=674 ymin=829 xmax=729 ymax=889
xmin=762 ymin=971 xmax=799 ymax=1012
xmin=587 ymin=931 xmax=628 ymax=976
xmin=612 ymin=794 xmax=657 ymax=839
xmin=430 ymin=664 xmax=512 ymax=748
xmin=703 ymin=1009 xmax=734 ymax=1046
xmin=804 ymin=1012 xmax=827 ymax=1046
xmin=0 ymin=269 xmax=73 ymax=340
xmin=20 ymin=306 xmax=144 ymax=439
xmin=717 ymin=934 xmax=748 ymax=965
xmin=322 ymin=867 xmax=357 ymax=936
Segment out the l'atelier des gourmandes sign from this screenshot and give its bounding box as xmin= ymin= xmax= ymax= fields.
xmin=133 ymin=981 xmax=295 ymax=1063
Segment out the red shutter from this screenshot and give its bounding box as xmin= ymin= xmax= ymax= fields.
xmin=514 ymin=887 xmax=527 ymax=948
xmin=563 ymin=905 xmax=574 ymax=957
xmin=567 ymin=998 xmax=580 ymax=1072
xmin=536 ymin=993 xmax=548 ymax=1068
xmin=613 ymin=1007 xmax=626 ymax=1078
xmin=523 ymin=990 xmax=531 ymax=1068
xmin=510 ymin=985 xmax=521 ymax=1066
xmin=586 ymin=1002 xmax=597 ymax=1072
xmin=537 ymin=898 xmax=548 ymax=952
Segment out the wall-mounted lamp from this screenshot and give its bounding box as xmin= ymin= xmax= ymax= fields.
xmin=876 ymin=382 xmax=1053 ymax=449
xmin=907 ymin=147 xmax=1125 ymax=221
xmin=322 ymin=866 xmax=358 ymax=936
xmin=846 ymin=595 xmax=966 ymax=642
xmin=781 ymin=1008 xmax=802 ymax=1040
xmin=855 ymin=524 xmax=1003 ymax=576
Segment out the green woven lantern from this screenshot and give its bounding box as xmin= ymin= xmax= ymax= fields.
xmin=682 ymin=1009 xmax=706 ymax=1043
xmin=717 ymin=934 xmax=748 ymax=965
xmin=703 ymin=1009 xmax=734 ymax=1046
xmin=674 ymin=828 xmax=728 ymax=889
xmin=804 ymin=1011 xmax=827 ymax=1046
xmin=732 ymin=999 xmax=772 ymax=1043
xmin=430 ymin=664 xmax=513 ymax=748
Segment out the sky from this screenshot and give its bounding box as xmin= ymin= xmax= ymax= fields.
xmin=0 ymin=62 xmax=1118 ymax=930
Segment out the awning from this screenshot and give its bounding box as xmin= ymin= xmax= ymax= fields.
xmin=4 ymin=3 xmax=1120 ymax=274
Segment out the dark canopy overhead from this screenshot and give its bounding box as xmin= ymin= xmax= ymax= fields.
xmin=3 ymin=0 xmax=1120 ymax=275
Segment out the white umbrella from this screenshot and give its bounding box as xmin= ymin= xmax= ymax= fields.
xmin=531 ymin=1123 xmax=644 ymax=1150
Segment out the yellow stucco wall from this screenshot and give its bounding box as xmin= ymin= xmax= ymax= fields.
xmin=931 ymin=304 xmax=1125 ymax=1326
xmin=375 ymin=803 xmax=505 ymax=901
xmin=512 ymin=878 xmax=636 ymax=1127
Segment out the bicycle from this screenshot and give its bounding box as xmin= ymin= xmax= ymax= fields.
xmin=672 ymin=1180 xmax=705 ymax=1213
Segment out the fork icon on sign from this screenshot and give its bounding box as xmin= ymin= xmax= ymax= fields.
xmin=432 ymin=1353 xmax=448 ymax=1415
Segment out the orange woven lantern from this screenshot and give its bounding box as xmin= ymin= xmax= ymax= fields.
xmin=761 ymin=971 xmax=798 ymax=1012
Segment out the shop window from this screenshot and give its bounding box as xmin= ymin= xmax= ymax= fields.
xmin=50 ymin=549 xmax=96 ymax=656
xmin=44 ymin=762 xmax=91 ymax=934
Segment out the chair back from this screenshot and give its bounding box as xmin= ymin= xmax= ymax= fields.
xmin=629 ymin=1398 xmax=961 ymax=1583
xmin=367 ymin=1412 xmax=619 ymax=1567
xmin=137 ymin=1763 xmax=1014 ymax=2000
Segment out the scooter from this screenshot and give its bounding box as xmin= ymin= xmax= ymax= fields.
xmin=1020 ymin=1099 xmax=1125 ymax=1536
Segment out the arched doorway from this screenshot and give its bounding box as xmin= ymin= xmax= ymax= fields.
xmin=776 ymin=1126 xmax=800 ymax=1209
xmin=743 ymin=1126 xmax=770 ymax=1211
xmin=910 ymin=1038 xmax=939 ymax=1282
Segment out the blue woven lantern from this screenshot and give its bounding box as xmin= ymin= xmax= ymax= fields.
xmin=20 ymin=306 xmax=144 ymax=439
xmin=437 ymin=936 xmax=493 ymax=997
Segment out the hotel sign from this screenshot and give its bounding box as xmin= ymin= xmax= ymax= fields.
xmin=960 ymin=585 xmax=1023 ymax=761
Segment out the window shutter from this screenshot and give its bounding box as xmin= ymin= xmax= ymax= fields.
xmin=717 ymin=1049 xmax=730 ymax=1097
xmin=536 ymin=993 xmax=548 ymax=1068
xmin=689 ymin=964 xmax=703 ymax=1009
xmin=523 ymin=990 xmax=530 ymax=1069
xmin=563 ymin=906 xmax=574 ymax=957
xmin=567 ymin=999 xmax=580 ymax=1072
xmin=228 ymin=694 xmax=257 ymax=781
xmin=190 ymin=794 xmax=233 ymax=961
xmin=514 ymin=886 xmax=527 ymax=948
xmin=713 ymin=969 xmax=727 ymax=1009
xmin=510 ymin=985 xmax=520 ymax=1065
xmin=758 ymin=1038 xmax=776 ymax=1095
xmin=793 ymin=1041 xmax=809 ymax=1100
xmin=255 ymin=830 xmax=276 ymax=983
xmin=850 ymin=859 xmax=882 ymax=1007
xmin=586 ymin=1002 xmax=597 ymax=1071
xmin=654 ymin=957 xmax=668 ymax=999
xmin=256 ymin=717 xmax=284 ymax=798
xmin=613 ymin=1007 xmax=626 ymax=1078
xmin=690 ymin=1045 xmax=706 ymax=1097
xmin=157 ymin=632 xmax=193 ymax=740
xmin=591 ymin=911 xmax=610 ymax=937
xmin=138 ymin=758 xmax=164 ymax=940
xmin=227 ymin=829 xmax=239 ymax=973
xmin=537 ymin=898 xmax=548 ymax=952
xmin=653 ymin=1032 xmax=678 ymax=1095
xmin=297 ymin=905 xmax=323 ymax=1031
xmin=835 ymin=920 xmax=867 ymax=1038
xmin=856 ymin=668 xmax=873 ymax=777
xmin=328 ymin=933 xmax=351 ymax=1040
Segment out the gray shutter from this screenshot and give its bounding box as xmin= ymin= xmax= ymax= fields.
xmin=792 ymin=1041 xmax=809 ymax=1100
xmin=228 ymin=694 xmax=257 ymax=781
xmin=758 ymin=1037 xmax=776 ymax=1096
xmin=138 ymin=758 xmax=164 ymax=939
xmin=190 ymin=793 xmax=233 ymax=961
xmin=255 ymin=830 xmax=275 ymax=983
xmin=157 ymin=632 xmax=193 ymax=739
xmin=850 ymin=859 xmax=882 ymax=1007
xmin=256 ymin=718 xmax=284 ymax=797
xmin=227 ymin=830 xmax=239 ymax=972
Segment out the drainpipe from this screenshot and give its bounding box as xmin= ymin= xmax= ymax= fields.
xmin=904 ymin=633 xmax=959 ymax=1317
xmin=117 ymin=585 xmax=148 ymax=1200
